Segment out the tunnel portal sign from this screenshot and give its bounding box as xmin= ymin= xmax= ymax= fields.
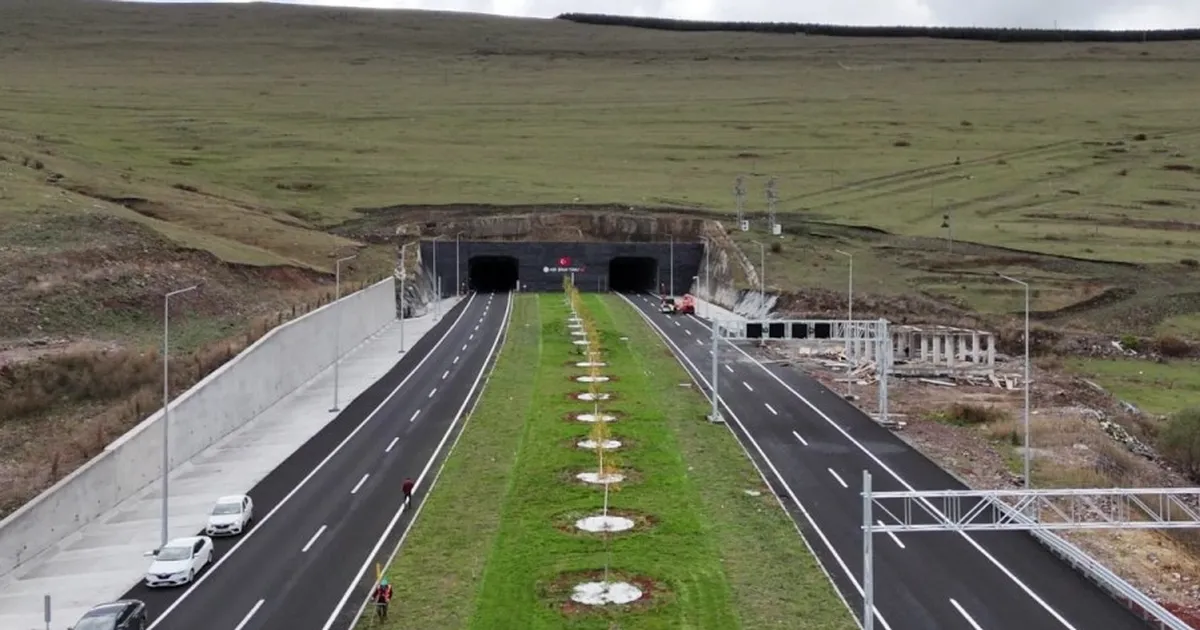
xmin=544 ymin=255 xmax=586 ymax=274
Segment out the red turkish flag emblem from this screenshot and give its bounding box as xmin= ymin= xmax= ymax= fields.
xmin=559 ymin=256 xmax=571 ymax=267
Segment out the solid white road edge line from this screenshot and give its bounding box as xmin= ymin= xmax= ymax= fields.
xmin=792 ymin=430 xmax=808 ymax=446
xmin=620 ymin=294 xmax=878 ymax=630
xmin=233 ymin=599 xmax=265 ymax=630
xmin=302 ymin=526 xmax=327 ymax=553
xmin=879 ymin=521 xmax=905 ymax=550
xmin=950 ymin=598 xmax=986 ymax=630
xmin=828 ymin=468 xmax=848 ymax=489
xmin=385 ymin=437 xmax=399 ymax=453
xmin=684 ymin=311 xmax=1078 ymax=629
xmin=144 ymin=293 xmax=479 ymax=629
xmin=323 ymin=291 xmax=514 ymax=630
xmin=350 ymin=474 xmax=369 ymax=495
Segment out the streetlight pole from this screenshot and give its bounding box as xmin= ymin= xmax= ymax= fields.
xmin=998 ymin=272 xmax=1031 ymax=490
xmin=330 ymin=254 xmax=356 ymax=413
xmin=161 ymin=284 xmax=198 ymax=550
xmin=432 ymin=236 xmax=443 ymax=319
xmin=669 ymin=234 xmax=675 ymax=297
xmin=398 ymin=242 xmax=409 ymax=353
xmin=700 ymin=236 xmax=711 ymax=316
xmin=751 ymin=240 xmax=765 ymax=308
xmin=835 ymin=249 xmax=854 ymax=398
xmin=455 ymin=231 xmax=464 ymax=297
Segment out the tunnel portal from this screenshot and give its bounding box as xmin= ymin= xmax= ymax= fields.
xmin=468 ymin=255 xmax=519 ymax=292
xmin=608 ymin=257 xmax=658 ymax=293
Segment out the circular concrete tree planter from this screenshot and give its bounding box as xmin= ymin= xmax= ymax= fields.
xmin=576 ymin=471 xmax=625 ymax=485
xmin=574 ymin=412 xmax=617 ymax=423
xmin=570 ymin=581 xmax=644 ymax=606
xmin=577 ymin=438 xmax=621 ymax=450
xmin=575 ymin=515 xmax=635 ymax=533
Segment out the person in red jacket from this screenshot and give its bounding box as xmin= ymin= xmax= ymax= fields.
xmin=402 ymin=477 xmax=414 ymax=505
xmin=373 ymin=577 xmax=393 ymax=621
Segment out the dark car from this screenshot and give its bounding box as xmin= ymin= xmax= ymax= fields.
xmin=69 ymin=600 xmax=147 ymax=630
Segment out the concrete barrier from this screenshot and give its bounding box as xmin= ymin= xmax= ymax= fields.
xmin=0 ymin=277 xmax=396 ymax=577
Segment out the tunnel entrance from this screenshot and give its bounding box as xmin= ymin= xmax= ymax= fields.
xmin=608 ymin=257 xmax=658 ymax=293
xmin=468 ymin=256 xmax=519 ymax=292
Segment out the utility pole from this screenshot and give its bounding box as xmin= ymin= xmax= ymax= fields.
xmin=161 ymin=284 xmax=198 ymax=550
xmin=329 ymin=254 xmax=356 ymax=413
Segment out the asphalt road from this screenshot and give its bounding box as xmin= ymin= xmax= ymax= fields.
xmin=623 ymin=293 xmax=1151 ymax=630
xmin=121 ymin=291 xmax=512 ymax=630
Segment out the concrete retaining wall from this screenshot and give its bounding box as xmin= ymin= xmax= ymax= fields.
xmin=0 ymin=277 xmax=397 ymax=577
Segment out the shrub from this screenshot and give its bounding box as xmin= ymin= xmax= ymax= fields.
xmin=1181 ymin=258 xmax=1199 ymax=268
xmin=1119 ymin=334 xmax=1141 ymax=351
xmin=1159 ymin=408 xmax=1200 ymax=480
xmin=942 ymin=403 xmax=1010 ymax=426
xmin=1154 ymin=335 xmax=1192 ymax=358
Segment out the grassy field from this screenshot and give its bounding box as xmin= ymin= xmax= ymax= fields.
xmin=363 ymin=293 xmax=853 ymax=629
xmin=5 ymin=0 xmax=1199 ymax=345
xmin=5 ymin=1 xmax=1200 ymax=265
xmin=1066 ymin=357 xmax=1200 ymax=416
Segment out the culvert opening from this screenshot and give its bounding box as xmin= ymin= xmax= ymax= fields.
xmin=608 ymin=257 xmax=657 ymax=293
xmin=468 ymin=255 xmax=519 ymax=292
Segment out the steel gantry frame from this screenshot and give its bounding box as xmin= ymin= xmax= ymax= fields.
xmin=860 ymin=471 xmax=1200 ymax=630
xmin=709 ymin=318 xmax=894 ymax=424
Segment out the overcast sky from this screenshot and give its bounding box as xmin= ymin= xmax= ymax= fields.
xmin=136 ymin=1 xmax=1200 ymax=29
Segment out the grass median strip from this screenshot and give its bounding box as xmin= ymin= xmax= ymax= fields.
xmin=365 ymin=292 xmax=854 ymax=629
xmin=597 ymin=295 xmax=857 ymax=630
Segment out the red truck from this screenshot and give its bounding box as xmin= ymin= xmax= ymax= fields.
xmin=660 ymin=294 xmax=696 ymax=315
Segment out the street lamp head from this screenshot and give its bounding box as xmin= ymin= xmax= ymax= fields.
xmin=835 ymin=249 xmax=851 ymax=258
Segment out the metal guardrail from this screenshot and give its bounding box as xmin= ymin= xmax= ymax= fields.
xmin=990 ymin=497 xmax=1190 ymax=630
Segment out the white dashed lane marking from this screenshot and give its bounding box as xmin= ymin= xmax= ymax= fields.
xmin=827 ymin=468 xmax=848 ymax=489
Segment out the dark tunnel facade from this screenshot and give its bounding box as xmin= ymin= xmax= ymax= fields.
xmin=418 ymin=240 xmax=704 ymax=297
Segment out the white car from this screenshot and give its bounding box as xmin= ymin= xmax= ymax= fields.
xmin=205 ymin=494 xmax=254 ymax=537
xmin=144 ymin=536 xmax=213 ymax=588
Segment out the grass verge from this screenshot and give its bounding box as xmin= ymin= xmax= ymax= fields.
xmin=1066 ymin=357 xmax=1200 ymax=416
xmin=597 ymin=294 xmax=856 ymax=629
xmin=365 ymin=292 xmax=853 ymax=629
